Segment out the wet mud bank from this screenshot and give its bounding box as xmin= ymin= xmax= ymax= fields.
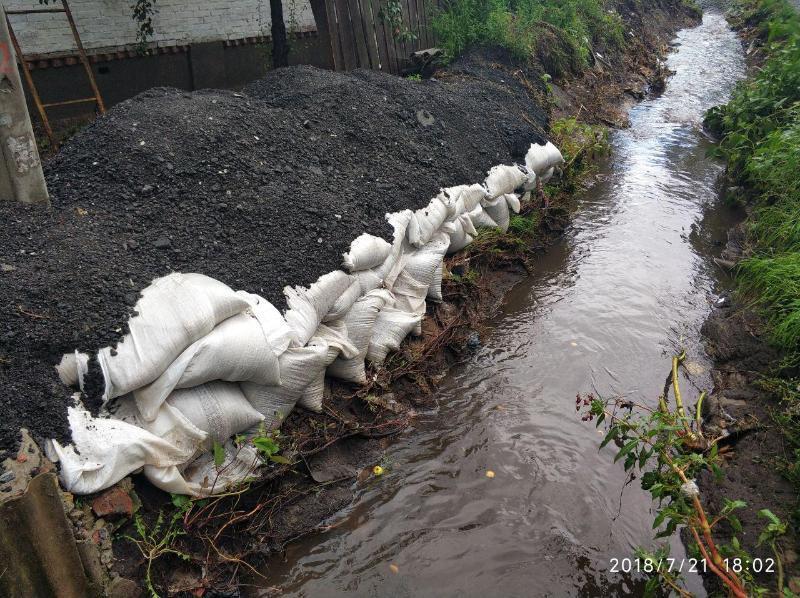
xmin=692 ymin=6 xmax=800 ymax=591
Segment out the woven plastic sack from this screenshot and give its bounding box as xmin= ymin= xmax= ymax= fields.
xmin=367 ymin=307 xmax=422 ymax=365
xmin=144 ymin=441 xmax=262 ymax=497
xmin=56 ymin=351 xmax=90 ymax=390
xmin=166 ymin=381 xmax=264 ymax=448
xmin=284 ymin=270 xmax=356 ymax=346
xmin=323 ymin=277 xmax=363 ymax=322
xmin=97 ymin=273 xmax=251 ymax=401
xmin=485 ymin=164 xmax=527 ymax=199
xmin=298 ymin=321 xmax=359 ymax=413
xmin=403 ymin=232 xmax=450 ymax=288
xmin=482 ymin=196 xmax=511 ymax=233
xmin=445 ymin=183 xmax=487 ymax=215
xmin=354 ymin=252 xmax=405 ymax=295
xmin=428 ymin=262 xmax=444 ymax=303
xmin=133 ymin=293 xmax=292 ymax=422
xmin=342 ymin=233 xmax=392 ymax=272
xmin=327 ymin=289 xmax=395 ymax=384
xmin=505 ymin=193 xmax=521 ymax=214
xmin=241 ymin=340 xmax=330 ymax=429
xmin=468 ymin=205 xmax=498 ymax=229
xmin=407 ymin=197 xmax=449 ymax=248
xmin=443 ymin=215 xmax=476 ymax=254
xmin=47 ymin=398 xmax=207 ymax=495
xmin=525 ymin=143 xmax=551 ymax=176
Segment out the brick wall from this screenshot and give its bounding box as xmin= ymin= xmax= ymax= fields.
xmin=6 ymin=0 xmax=316 ymax=57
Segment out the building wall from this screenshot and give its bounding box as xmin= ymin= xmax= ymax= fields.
xmin=6 ymin=0 xmax=317 ymax=57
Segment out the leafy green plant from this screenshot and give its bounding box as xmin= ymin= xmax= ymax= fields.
xmin=578 ymin=353 xmax=792 ymax=597
xmin=380 ymin=0 xmax=418 ymax=42
xmin=431 ymin=0 xmax=625 ymax=69
xmin=251 ymin=427 xmax=293 ymax=465
xmin=124 ymin=503 xmax=192 ymax=597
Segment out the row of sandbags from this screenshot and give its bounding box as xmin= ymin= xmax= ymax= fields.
xmin=45 ymin=141 xmax=564 ymax=496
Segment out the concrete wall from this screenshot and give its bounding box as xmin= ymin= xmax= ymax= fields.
xmin=6 ymin=0 xmax=316 ymax=57
xmin=8 ymin=0 xmax=330 ymax=124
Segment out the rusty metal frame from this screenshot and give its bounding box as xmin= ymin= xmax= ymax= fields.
xmin=5 ymin=0 xmax=105 ymax=150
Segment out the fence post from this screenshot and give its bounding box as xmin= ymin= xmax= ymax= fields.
xmin=0 ymin=6 xmax=49 ymax=205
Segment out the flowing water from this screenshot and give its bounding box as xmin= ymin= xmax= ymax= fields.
xmin=259 ymin=9 xmax=746 ymax=596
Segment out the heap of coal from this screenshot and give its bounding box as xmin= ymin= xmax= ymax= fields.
xmin=0 ymin=53 xmax=547 ymax=453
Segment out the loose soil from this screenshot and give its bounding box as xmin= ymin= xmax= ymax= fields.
xmin=0 ymin=53 xmax=551 ymax=455
xmin=697 ymin=224 xmax=800 ymax=590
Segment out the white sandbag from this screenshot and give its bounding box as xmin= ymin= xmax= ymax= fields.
xmin=97 ymin=273 xmax=251 ymax=401
xmin=482 ymin=195 xmax=511 ymax=233
xmin=56 ymin=351 xmax=89 ymax=390
xmin=284 ymin=270 xmax=356 ymax=346
xmin=47 ymin=399 xmax=207 ymax=495
xmin=393 ymin=270 xmax=428 ymax=318
xmin=522 ymin=169 xmax=537 ymax=192
xmin=469 ymin=205 xmax=498 ymax=229
xmin=407 ymin=196 xmax=449 ymax=248
xmin=133 ymin=293 xmax=292 ymax=422
xmin=526 ymin=142 xmax=564 ymax=177
xmin=342 ymin=233 xmax=392 ymax=272
xmin=323 ymin=277 xmax=363 ymax=322
xmin=445 ymin=183 xmax=488 ymax=214
xmin=525 ymin=143 xmax=551 ymax=176
xmin=354 ymin=252 xmax=405 ymax=295
xmin=144 ymin=441 xmax=262 ymax=497
xmin=241 ymin=340 xmax=330 ymax=429
xmin=403 ymin=232 xmax=450 ymax=289
xmin=484 ymin=164 xmax=527 ymax=199
xmin=166 ymin=381 xmax=264 ymax=447
xmin=367 ymin=307 xmax=422 ymax=365
xmin=504 ymin=193 xmax=521 ymax=214
xmin=298 ymin=320 xmax=359 ymax=413
xmin=540 ymin=166 xmax=555 ymax=184
xmin=428 ymin=262 xmax=444 ymax=303
xmin=327 ymin=289 xmax=395 ymax=384
xmin=544 ymin=141 xmax=565 ymax=166
xmin=444 ymin=215 xmax=476 ymax=254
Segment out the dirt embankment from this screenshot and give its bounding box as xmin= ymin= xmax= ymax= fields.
xmin=698 ymin=227 xmax=800 ymax=589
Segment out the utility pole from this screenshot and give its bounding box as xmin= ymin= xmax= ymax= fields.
xmin=0 ymin=6 xmax=49 ymax=205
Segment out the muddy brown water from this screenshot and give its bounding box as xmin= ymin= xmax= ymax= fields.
xmin=256 ymin=10 xmax=745 ymax=597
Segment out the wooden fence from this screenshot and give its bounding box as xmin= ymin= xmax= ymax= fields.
xmin=310 ymin=0 xmax=445 ymax=74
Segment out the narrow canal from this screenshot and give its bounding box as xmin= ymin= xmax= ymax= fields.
xmin=260 ymin=7 xmax=746 ymax=596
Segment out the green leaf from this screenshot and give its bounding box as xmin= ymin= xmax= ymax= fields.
xmin=758 ymin=508 xmax=781 ymax=525
xmin=599 ymin=426 xmax=619 ymax=449
xmin=213 ymin=440 xmax=225 ymax=467
xmin=614 ymin=439 xmax=638 ymax=463
xmin=269 ymin=455 xmax=292 ymax=465
xmin=253 ymin=436 xmax=280 ymax=456
xmin=171 ymin=493 xmax=190 ymax=509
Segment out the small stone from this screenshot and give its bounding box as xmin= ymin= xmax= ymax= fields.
xmin=153 ymin=236 xmax=172 ymax=249
xmin=140 ymin=184 xmax=153 ymax=194
xmin=0 ymin=471 xmax=15 ymax=484
xmin=0 ymin=263 xmax=15 ymax=272
xmin=125 ymin=239 xmax=139 ymax=251
xmin=416 ymin=109 xmax=435 ymax=127
xmin=466 ymin=332 xmax=481 ymax=350
xmin=91 ymin=486 xmax=135 ymax=518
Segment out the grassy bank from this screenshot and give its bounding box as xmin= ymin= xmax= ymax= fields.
xmin=705 ymin=0 xmax=800 ymax=518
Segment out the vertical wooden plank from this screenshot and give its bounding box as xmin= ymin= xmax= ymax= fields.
xmin=312 ymin=0 xmax=341 ymax=69
xmin=334 ymin=0 xmax=359 ymax=69
xmin=406 ymin=0 xmax=419 ymax=55
xmin=358 ymin=0 xmax=381 ymax=69
xmin=377 ymin=0 xmax=400 ymax=73
xmin=367 ymin=0 xmax=391 ymax=70
xmin=347 ymin=0 xmax=371 ymax=68
xmin=397 ymin=0 xmax=413 ymax=70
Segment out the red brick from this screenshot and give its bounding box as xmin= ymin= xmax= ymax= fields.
xmin=91 ymin=486 xmax=134 ymax=518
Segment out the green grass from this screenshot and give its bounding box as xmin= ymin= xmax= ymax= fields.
xmin=431 ymin=0 xmax=625 ymax=74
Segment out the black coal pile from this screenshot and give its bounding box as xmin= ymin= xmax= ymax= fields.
xmin=0 ymin=53 xmax=547 ymax=453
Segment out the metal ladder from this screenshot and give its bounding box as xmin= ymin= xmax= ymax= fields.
xmin=5 ymin=0 xmax=105 ymax=150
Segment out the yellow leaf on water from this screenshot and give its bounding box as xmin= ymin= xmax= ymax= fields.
xmin=373 ymin=465 xmax=385 ymax=476
xmin=485 ymin=470 xmax=495 ymax=478
xmin=389 ymin=564 xmax=399 ymax=574
xmin=570 ymin=342 xmax=577 ymax=347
